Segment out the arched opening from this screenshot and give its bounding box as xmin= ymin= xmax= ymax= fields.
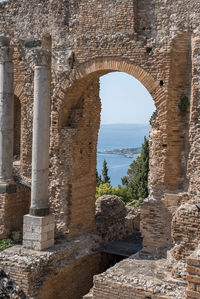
xmin=94 ymin=72 xmax=155 ymax=256
xmin=49 ymin=56 xmax=190 ymax=258
xmin=97 ymin=71 xmax=155 ymax=188
xmin=52 ymin=58 xmax=166 ymax=239
xmin=13 ymin=96 xmax=21 ymax=161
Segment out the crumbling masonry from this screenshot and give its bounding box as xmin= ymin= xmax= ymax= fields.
xmin=0 ymin=0 xmax=200 ymax=298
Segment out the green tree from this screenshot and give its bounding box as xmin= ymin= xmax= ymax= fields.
xmin=122 ymin=136 xmax=149 ymax=202
xmin=102 ymin=159 xmax=110 ymax=184
xmin=96 ymin=183 xmax=132 ymax=203
xmin=96 ymin=169 xmax=102 ymax=187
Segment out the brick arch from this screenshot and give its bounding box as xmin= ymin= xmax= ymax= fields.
xmin=51 ymin=56 xmax=168 ymax=238
xmin=73 ymin=58 xmax=159 ymax=92
xmin=14 ymin=84 xmax=26 ymax=104
xmin=55 ymin=57 xmax=164 ymax=114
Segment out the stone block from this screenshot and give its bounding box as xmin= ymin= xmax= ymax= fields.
xmin=23 ymin=214 xmax=54 ymax=226
xmin=23 ymin=214 xmax=55 ymax=251
xmin=0 ymin=183 xmax=16 ymax=194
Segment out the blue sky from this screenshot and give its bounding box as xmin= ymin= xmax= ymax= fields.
xmin=100 ymin=72 xmax=155 ymax=124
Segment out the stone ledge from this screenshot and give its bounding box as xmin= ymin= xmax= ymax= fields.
xmin=0 ymin=233 xmax=101 ymax=268
xmin=92 ymin=255 xmax=186 ymax=299
xmin=0 ymin=234 xmax=101 ymax=298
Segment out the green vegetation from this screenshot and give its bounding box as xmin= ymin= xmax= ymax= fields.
xmin=96 ymin=137 xmax=149 ymax=207
xmin=0 ymin=238 xmax=13 ymax=251
xmin=96 ymin=182 xmax=132 ymax=203
xmin=121 ymin=136 xmax=149 ymax=201
xmin=96 ymin=170 xmax=102 ymax=187
xmin=96 ymin=159 xmax=110 ymax=186
xmin=179 ymin=95 xmax=189 ymax=113
xmin=102 ymin=159 xmax=110 ymax=184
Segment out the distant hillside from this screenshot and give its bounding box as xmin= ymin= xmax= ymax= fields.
xmin=98 ymin=147 xmax=141 ymax=158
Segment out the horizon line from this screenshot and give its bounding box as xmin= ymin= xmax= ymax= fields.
xmin=100 ymin=122 xmax=150 ymax=125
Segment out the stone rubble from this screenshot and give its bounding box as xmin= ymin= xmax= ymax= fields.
xmin=95 ymin=195 xmax=140 ymax=242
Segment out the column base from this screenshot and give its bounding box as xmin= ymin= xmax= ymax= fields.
xmin=30 ymin=207 xmax=49 ymax=216
xmin=23 ymin=214 xmax=55 ymax=251
xmin=0 ymin=180 xmax=16 ymax=194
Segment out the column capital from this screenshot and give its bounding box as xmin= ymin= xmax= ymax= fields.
xmin=0 ymin=36 xmax=13 ymax=62
xmin=33 ymin=49 xmax=51 ymax=67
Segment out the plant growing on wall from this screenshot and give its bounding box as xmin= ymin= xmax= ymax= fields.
xmin=178 ymin=95 xmax=189 ymax=113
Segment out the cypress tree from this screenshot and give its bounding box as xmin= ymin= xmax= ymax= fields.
xmin=96 ymin=169 xmax=102 ymax=186
xmin=121 ymin=136 xmax=149 ymax=201
xmin=102 ymin=159 xmax=110 ymax=184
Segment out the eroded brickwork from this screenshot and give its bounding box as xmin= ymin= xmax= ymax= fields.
xmin=186 ymin=247 xmax=200 ymax=299
xmin=0 ymin=0 xmax=187 ymax=241
xmin=0 ymin=235 xmax=100 ymax=299
xmin=0 ymin=185 xmax=30 ymax=239
xmin=0 ymin=0 xmax=200 ymax=298
xmin=91 ymin=258 xmax=186 ymax=299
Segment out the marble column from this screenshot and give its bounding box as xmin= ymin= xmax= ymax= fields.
xmin=0 ymin=36 xmax=16 ymax=194
xmin=23 ymin=50 xmax=54 ymax=251
xmin=30 ymin=50 xmax=51 ymax=217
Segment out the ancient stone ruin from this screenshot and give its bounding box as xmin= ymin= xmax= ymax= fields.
xmin=0 ymin=0 xmax=200 ymax=298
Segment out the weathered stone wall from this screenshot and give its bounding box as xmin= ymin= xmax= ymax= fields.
xmin=186 ymin=246 xmax=200 ymax=299
xmin=49 ymin=77 xmax=101 ymax=236
xmin=0 ymin=184 xmax=30 ymax=239
xmin=0 ymin=0 xmax=199 ymax=256
xmin=141 ymin=193 xmax=187 ymax=255
xmin=90 ymin=257 xmax=186 ymax=299
xmin=0 ymin=1 xmax=200 ymax=298
xmin=172 ymin=202 xmax=200 ymax=261
xmin=0 ymin=234 xmax=100 ymax=299
xmin=39 ymin=254 xmax=101 ymax=299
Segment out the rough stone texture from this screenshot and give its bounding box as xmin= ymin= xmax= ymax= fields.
xmin=0 ymin=269 xmax=26 ymax=299
xmin=172 ymin=203 xmax=200 ymax=261
xmin=91 ymin=255 xmax=186 ymax=299
xmin=0 ymin=184 xmax=30 ymax=239
xmin=0 ymin=234 xmax=101 ymax=299
xmin=95 ymin=195 xmax=140 ymax=242
xmin=0 ymin=0 xmax=193 ymax=242
xmin=186 ymin=246 xmax=200 ymax=299
xmin=141 ymin=193 xmax=187 ymax=255
xmin=0 ymin=0 xmax=199 ymax=298
xmin=39 ymin=253 xmax=101 ymax=299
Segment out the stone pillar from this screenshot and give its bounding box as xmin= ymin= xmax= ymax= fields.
xmin=23 ymin=50 xmax=54 ymax=251
xmin=30 ymin=51 xmax=51 ymax=217
xmin=0 ymin=36 xmax=16 ymax=194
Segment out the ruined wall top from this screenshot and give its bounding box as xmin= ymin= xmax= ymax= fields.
xmin=0 ymin=0 xmax=199 ymax=62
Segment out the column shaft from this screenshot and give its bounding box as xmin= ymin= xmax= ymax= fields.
xmin=0 ymin=39 xmax=13 ymax=183
xmin=30 ymin=65 xmax=51 ymax=216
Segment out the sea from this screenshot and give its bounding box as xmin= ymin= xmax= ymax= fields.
xmin=97 ymin=123 xmax=151 ymax=187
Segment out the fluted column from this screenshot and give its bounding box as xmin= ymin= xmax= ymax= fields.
xmin=0 ymin=36 xmax=16 ymax=194
xmin=23 ymin=50 xmax=54 ymax=251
